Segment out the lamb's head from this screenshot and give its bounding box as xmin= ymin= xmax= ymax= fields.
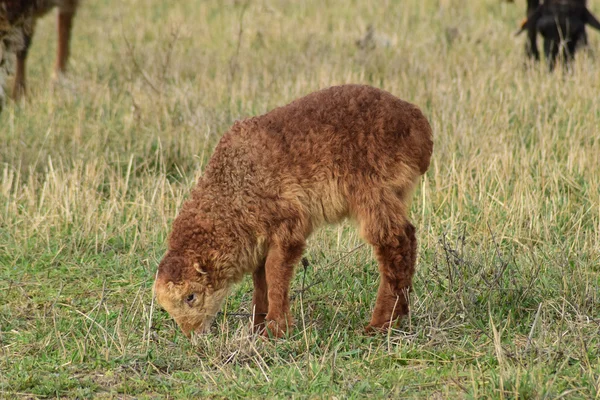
xmin=154 ymin=251 xmax=231 ymax=337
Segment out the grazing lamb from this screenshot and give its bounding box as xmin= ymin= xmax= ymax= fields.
xmin=516 ymin=0 xmax=600 ymax=70
xmin=154 ymin=85 xmax=434 ymax=338
xmin=0 ymin=0 xmax=79 ymax=111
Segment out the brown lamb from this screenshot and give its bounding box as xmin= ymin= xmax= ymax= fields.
xmin=0 ymin=0 xmax=79 ymax=110
xmin=154 ymin=84 xmax=434 ymax=338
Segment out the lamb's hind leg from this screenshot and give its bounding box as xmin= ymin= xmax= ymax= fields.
xmin=354 ymin=188 xmax=418 ymax=332
xmin=368 ymin=222 xmax=417 ymax=331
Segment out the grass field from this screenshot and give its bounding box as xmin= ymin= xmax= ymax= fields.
xmin=1 ymin=0 xmax=600 ymax=398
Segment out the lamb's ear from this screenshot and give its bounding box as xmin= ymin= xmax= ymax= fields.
xmin=584 ymin=8 xmax=600 ymax=31
xmin=193 ymin=262 xmax=207 ymax=275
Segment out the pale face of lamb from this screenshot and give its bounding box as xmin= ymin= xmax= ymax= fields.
xmin=154 ymin=252 xmax=233 ymax=337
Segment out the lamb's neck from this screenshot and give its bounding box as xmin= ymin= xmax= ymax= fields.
xmin=192 ymin=190 xmax=267 ymax=275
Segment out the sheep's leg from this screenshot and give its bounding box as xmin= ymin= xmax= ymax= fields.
xmin=544 ymin=38 xmax=559 ymax=71
xmin=263 ymin=237 xmax=305 ymax=338
xmin=522 ymin=2 xmax=541 ymax=60
xmin=564 ymin=34 xmax=579 ymax=63
xmin=56 ymin=9 xmax=76 ymax=75
xmin=0 ymin=79 xmax=5 ymax=112
xmin=251 ymin=262 xmax=269 ymax=332
xmin=366 ymin=222 xmax=417 ymax=331
xmin=352 ymin=187 xmax=418 ymax=332
xmin=12 ymin=28 xmax=34 ymax=101
xmin=526 ymin=26 xmax=540 ymax=60
xmin=1 ymin=54 xmax=7 ymax=110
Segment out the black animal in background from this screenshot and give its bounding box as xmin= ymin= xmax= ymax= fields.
xmin=517 ymin=0 xmax=600 ymax=70
xmin=522 ymin=0 xmax=543 ymax=60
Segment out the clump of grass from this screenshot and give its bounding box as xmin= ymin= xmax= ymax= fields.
xmin=1 ymin=0 xmax=599 ymax=397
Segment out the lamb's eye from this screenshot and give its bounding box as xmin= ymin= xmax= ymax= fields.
xmin=185 ymin=293 xmax=196 ymax=305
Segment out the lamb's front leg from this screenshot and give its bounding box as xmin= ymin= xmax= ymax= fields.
xmin=251 ymin=263 xmax=268 ymax=333
xmin=263 ymin=239 xmax=305 ymax=338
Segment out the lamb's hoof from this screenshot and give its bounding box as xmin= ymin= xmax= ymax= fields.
xmin=364 ymin=323 xmax=391 ymax=335
xmin=261 ymin=319 xmax=291 ymax=339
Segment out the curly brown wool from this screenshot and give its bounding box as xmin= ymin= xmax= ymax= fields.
xmin=154 ymin=85 xmax=434 ymax=338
